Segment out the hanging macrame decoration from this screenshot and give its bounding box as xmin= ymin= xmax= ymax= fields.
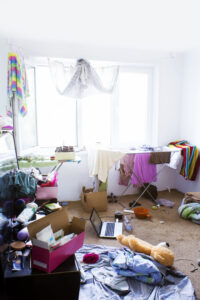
xmin=49 ymin=58 xmax=119 ymax=99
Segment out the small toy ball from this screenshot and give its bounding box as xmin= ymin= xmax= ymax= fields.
xmin=15 ymin=198 xmax=26 ymax=216
xmin=0 ymin=234 xmax=4 ymax=245
xmin=17 ymin=227 xmax=29 ymax=241
xmin=152 ymin=206 xmax=158 ymax=210
xmin=83 ymin=253 xmax=99 ymax=264
xmin=15 ymin=198 xmax=25 ymax=208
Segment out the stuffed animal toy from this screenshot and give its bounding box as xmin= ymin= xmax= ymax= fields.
xmin=117 ymin=234 xmax=174 ymax=267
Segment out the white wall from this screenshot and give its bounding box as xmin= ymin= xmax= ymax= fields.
xmin=0 ymin=39 xmax=184 ymax=201
xmin=0 ymin=40 xmax=9 ymax=114
xmin=157 ymin=55 xmax=183 ymax=145
xmin=175 ymin=50 xmax=200 ymax=193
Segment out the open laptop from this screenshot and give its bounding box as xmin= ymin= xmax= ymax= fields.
xmin=90 ymin=208 xmax=123 ymax=239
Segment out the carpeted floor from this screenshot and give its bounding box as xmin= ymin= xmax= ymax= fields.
xmin=66 ymin=189 xmax=200 ymax=299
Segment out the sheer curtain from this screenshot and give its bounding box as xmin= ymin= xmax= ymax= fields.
xmin=49 ymin=58 xmax=119 ymax=99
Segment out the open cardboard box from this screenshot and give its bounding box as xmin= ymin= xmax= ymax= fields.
xmin=81 ymin=187 xmax=107 ymax=212
xmin=27 ymin=207 xmax=86 ymax=273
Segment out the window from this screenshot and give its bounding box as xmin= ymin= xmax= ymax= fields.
xmin=19 ymin=67 xmax=37 ymax=150
xmin=78 ymin=93 xmax=111 ymax=147
xmin=36 ymin=66 xmax=77 ymax=147
xmin=113 ymin=67 xmax=153 ymax=147
xmin=18 ymin=62 xmax=154 ymax=152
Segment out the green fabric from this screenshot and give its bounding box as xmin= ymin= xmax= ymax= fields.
xmin=178 ymin=202 xmax=200 ymax=224
xmin=0 ymin=157 xmax=58 ymax=172
xmin=98 ymin=179 xmax=108 ymax=192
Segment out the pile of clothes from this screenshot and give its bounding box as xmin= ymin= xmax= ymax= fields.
xmin=0 ymin=170 xmax=37 ymax=202
xmin=178 ymin=192 xmax=200 ymax=224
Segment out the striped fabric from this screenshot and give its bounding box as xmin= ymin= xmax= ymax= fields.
xmin=169 ymin=140 xmax=199 ymax=180
xmin=7 ymin=52 xmax=29 ymax=116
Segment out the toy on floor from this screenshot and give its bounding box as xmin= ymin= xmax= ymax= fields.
xmin=83 ymin=253 xmax=99 ymax=264
xmin=117 ymin=234 xmax=174 ymax=267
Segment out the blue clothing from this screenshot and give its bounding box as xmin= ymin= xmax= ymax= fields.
xmin=108 ymin=248 xmax=162 ymax=285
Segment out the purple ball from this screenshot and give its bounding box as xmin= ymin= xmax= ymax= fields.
xmin=17 ymin=227 xmax=29 ymax=241
xmin=15 ymin=198 xmax=25 ymax=208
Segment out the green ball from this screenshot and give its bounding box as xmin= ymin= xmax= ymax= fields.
xmin=152 ymin=205 xmax=158 ymax=210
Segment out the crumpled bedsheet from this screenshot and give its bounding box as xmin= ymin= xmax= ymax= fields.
xmin=75 ymin=244 xmax=195 ymax=300
xmin=178 ymin=198 xmax=200 ymax=224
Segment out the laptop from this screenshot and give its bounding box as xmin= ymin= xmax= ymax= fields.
xmin=90 ymin=208 xmax=123 ymax=239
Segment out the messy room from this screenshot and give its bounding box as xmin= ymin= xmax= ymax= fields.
xmin=0 ymin=1 xmax=200 ymax=299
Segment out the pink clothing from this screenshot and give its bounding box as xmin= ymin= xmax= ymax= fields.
xmin=119 ymin=154 xmax=135 ymax=186
xmin=121 ymin=154 xmax=135 ymax=176
xmin=131 ymin=153 xmax=157 ymax=186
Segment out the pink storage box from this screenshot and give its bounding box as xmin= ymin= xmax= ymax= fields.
xmin=27 ymin=208 xmax=86 ymax=273
xmin=36 ymin=186 xmax=58 ymax=200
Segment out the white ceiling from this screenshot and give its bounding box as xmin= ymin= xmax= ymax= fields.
xmin=0 ymin=0 xmax=200 ymax=55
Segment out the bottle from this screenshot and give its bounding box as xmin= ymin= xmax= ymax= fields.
xmin=16 ymin=202 xmax=38 ymax=223
xmin=123 ymin=215 xmax=133 ymax=232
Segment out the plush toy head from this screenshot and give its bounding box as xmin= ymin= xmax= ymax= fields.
xmin=117 ymin=234 xmax=174 ymax=267
xmin=150 ymin=245 xmax=174 ymax=267
xmin=117 ymin=234 xmax=131 ymax=248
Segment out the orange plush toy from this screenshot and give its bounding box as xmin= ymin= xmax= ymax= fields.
xmin=117 ymin=234 xmax=174 ymax=267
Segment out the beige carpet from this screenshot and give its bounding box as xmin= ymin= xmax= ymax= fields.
xmin=67 ymin=189 xmax=200 ymax=299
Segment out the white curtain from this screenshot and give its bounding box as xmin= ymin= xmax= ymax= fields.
xmin=49 ymin=58 xmax=119 ymax=99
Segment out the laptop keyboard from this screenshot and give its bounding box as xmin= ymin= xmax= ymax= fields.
xmin=105 ymin=223 xmax=115 ymax=236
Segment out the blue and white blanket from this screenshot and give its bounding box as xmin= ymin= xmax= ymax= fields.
xmin=75 ymin=244 xmax=195 ymax=300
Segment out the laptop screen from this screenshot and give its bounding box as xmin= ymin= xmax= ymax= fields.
xmin=90 ymin=209 xmax=102 ymax=235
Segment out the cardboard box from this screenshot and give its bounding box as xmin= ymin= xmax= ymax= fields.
xmin=36 ymin=185 xmax=58 ymax=200
xmin=81 ymin=188 xmax=107 ymax=212
xmin=27 ymin=207 xmax=86 ymax=273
